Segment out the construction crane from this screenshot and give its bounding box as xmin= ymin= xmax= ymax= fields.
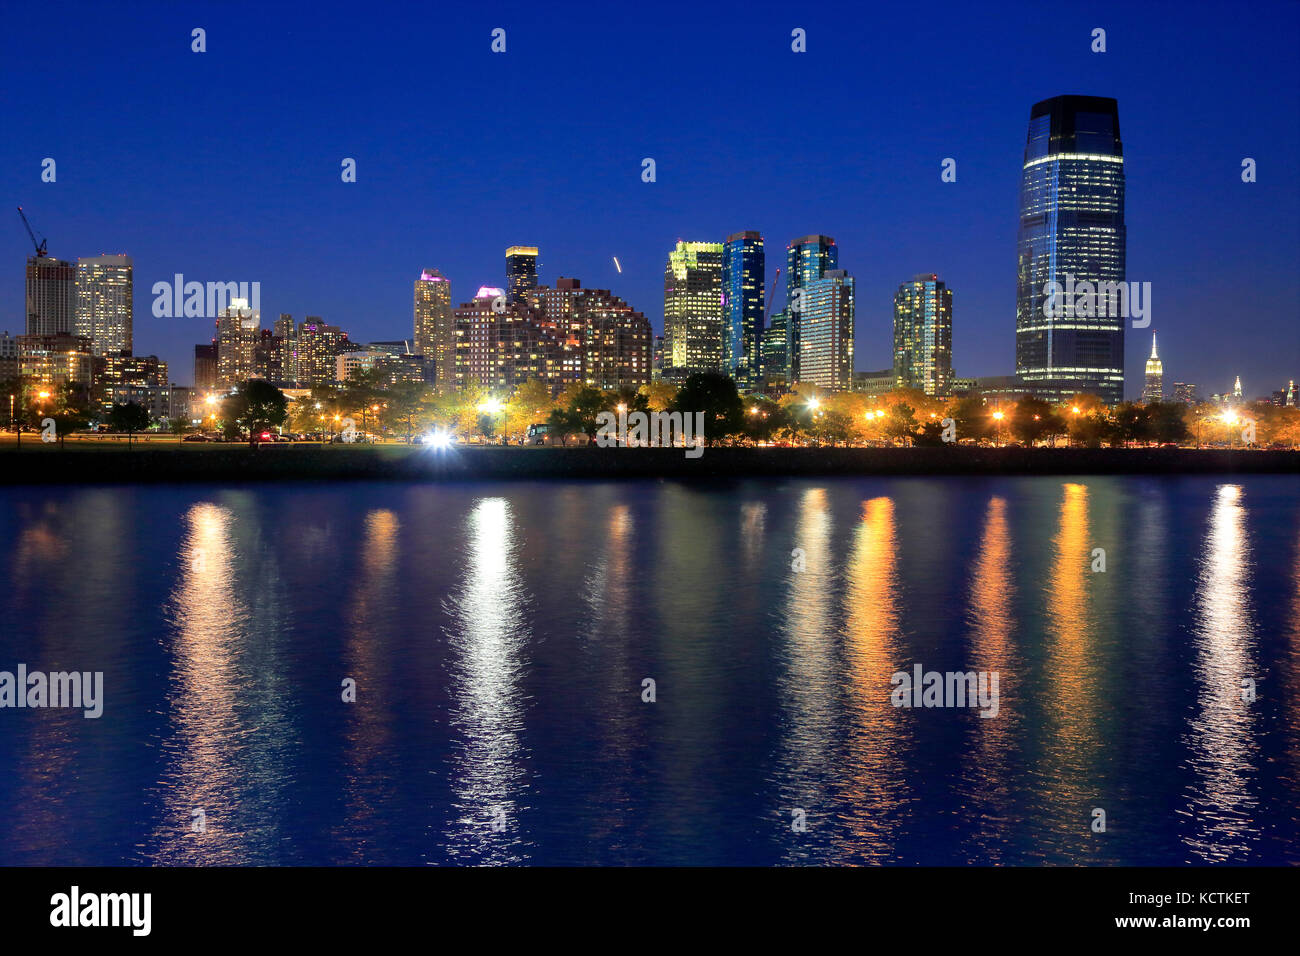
xmin=16 ymin=206 xmax=48 ymax=258
xmin=763 ymin=267 xmax=782 ymax=324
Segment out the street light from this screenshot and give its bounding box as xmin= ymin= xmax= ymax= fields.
xmin=992 ymin=409 xmax=1005 ymax=447
xmin=477 ymin=398 xmax=508 ymax=445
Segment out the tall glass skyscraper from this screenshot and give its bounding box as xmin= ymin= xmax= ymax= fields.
xmin=1015 ymin=95 xmax=1126 ymax=405
xmin=722 ymin=231 xmax=764 ymax=390
xmin=800 ymin=269 xmax=855 ymax=391
xmin=786 ymin=235 xmax=837 ymax=383
xmin=505 ymin=246 xmax=538 ymax=305
xmin=663 ymin=240 xmax=724 ymax=378
xmin=893 ymin=273 xmax=953 ymax=396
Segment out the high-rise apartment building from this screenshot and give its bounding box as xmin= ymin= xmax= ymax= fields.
xmin=663 ymin=241 xmax=724 ymax=379
xmin=413 ymin=269 xmax=454 ymax=388
xmin=194 ymin=344 xmax=218 ymax=394
xmin=532 ymin=278 xmax=652 ymax=390
xmin=75 ymin=255 xmax=133 ymax=355
xmin=799 ymin=270 xmax=855 ymax=391
xmin=453 ymin=288 xmax=556 ymax=392
xmin=722 ymin=232 xmax=765 ymax=390
xmin=893 ymin=273 xmax=953 ymax=396
xmin=215 ymin=301 xmax=261 ymax=387
xmin=296 ymin=318 xmax=350 ymax=386
xmin=506 ymin=247 xmax=539 ymax=305
xmin=786 ymin=235 xmax=838 ymax=384
xmin=25 ymin=256 xmax=76 ymax=337
xmin=1015 ymin=95 xmax=1126 ymax=405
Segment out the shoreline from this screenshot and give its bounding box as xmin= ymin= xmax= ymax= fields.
xmin=0 ymin=445 xmax=1295 ymax=485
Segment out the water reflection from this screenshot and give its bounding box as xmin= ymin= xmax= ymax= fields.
xmin=443 ymin=497 xmax=532 ymax=863
xmin=1181 ymin=484 xmax=1259 ymax=862
xmin=961 ymin=496 xmax=1021 ymax=862
xmin=152 ymin=502 xmax=249 ymax=863
xmin=1035 ymin=483 xmax=1104 ymax=862
xmin=838 ymin=496 xmax=910 ymax=862
xmin=337 ymin=509 xmax=401 ymax=862
xmin=774 ymin=487 xmax=840 ymax=858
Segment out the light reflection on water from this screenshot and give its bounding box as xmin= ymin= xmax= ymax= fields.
xmin=0 ymin=476 xmax=1296 ymax=865
xmin=1180 ymin=485 xmax=1259 ymax=862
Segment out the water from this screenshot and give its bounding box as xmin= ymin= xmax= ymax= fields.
xmin=0 ymin=475 xmax=1297 ymax=866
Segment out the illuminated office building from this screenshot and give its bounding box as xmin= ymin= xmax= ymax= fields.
xmin=893 ymin=273 xmax=953 ymax=396
xmin=786 ymin=235 xmax=838 ymax=383
xmin=663 ymin=241 xmax=724 ymax=379
xmin=1015 ymin=95 xmax=1126 ymax=404
xmin=75 ymin=254 xmax=133 ymax=355
xmin=722 ymin=231 xmax=764 ymax=390
xmin=506 ymin=246 xmax=539 ymax=305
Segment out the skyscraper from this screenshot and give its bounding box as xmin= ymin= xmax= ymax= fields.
xmin=215 ymin=299 xmax=261 ymax=387
xmin=532 ymin=278 xmax=653 ymax=390
xmin=799 ymin=269 xmax=855 ymax=391
xmin=663 ymin=240 xmax=724 ymax=379
xmin=893 ymin=274 xmax=953 ymax=396
xmin=1142 ymin=332 xmax=1163 ymax=403
xmin=75 ymin=255 xmax=133 ymax=355
xmin=413 ymin=269 xmax=454 ymax=388
xmin=786 ymin=235 xmax=838 ymax=383
xmin=1015 ymin=95 xmax=1126 ymax=405
xmin=25 ymin=256 xmax=76 ymax=337
xmin=761 ymin=311 xmax=789 ymax=387
xmin=722 ymin=231 xmax=765 ymax=390
xmin=506 ymin=247 xmax=539 ymax=305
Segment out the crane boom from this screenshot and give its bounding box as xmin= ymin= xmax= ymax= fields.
xmin=16 ymin=207 xmax=48 ymax=257
xmin=763 ymin=267 xmax=782 ymax=323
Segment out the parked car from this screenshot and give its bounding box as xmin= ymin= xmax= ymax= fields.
xmin=181 ymin=434 xmax=209 ymax=442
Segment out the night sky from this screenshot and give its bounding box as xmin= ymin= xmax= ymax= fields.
xmin=1 ymin=0 xmax=1296 ymax=397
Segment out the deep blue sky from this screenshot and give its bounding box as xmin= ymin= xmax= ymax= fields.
xmin=2 ymin=0 xmax=1297 ymax=396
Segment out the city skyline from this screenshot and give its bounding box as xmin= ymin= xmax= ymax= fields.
xmin=1 ymin=2 xmax=1296 ymax=398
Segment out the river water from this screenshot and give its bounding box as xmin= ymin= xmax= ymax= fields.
xmin=0 ymin=475 xmax=1296 ymax=865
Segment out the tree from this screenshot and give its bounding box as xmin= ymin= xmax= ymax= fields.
xmin=223 ymin=380 xmax=288 ymax=444
xmin=638 ymin=381 xmax=678 ymax=413
xmin=1147 ymin=402 xmax=1191 ymax=445
xmin=169 ymin=416 xmax=190 ymax=436
xmin=107 ymin=402 xmax=151 ymax=444
xmin=1010 ymin=396 xmax=1065 ymax=446
xmin=564 ymin=385 xmax=609 ymax=440
xmin=384 ymin=380 xmax=431 ymax=443
xmin=545 ymin=406 xmax=582 ymax=446
xmin=945 ymin=394 xmax=991 ymax=444
xmin=671 ymin=372 xmax=744 ymax=445
xmin=49 ymin=382 xmax=94 ymax=446
xmin=512 ymin=378 xmax=556 ymax=428
xmin=882 ymin=402 xmax=919 ymax=446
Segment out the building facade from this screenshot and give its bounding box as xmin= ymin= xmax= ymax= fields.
xmin=663 ymin=241 xmax=724 ymax=379
xmin=1142 ymin=332 xmax=1163 ymax=403
xmin=1015 ymin=95 xmax=1126 ymax=405
xmin=75 ymin=255 xmax=133 ymax=355
xmin=414 ymin=270 xmax=454 ymax=388
xmin=799 ymin=269 xmax=855 ymax=391
xmin=786 ymin=235 xmax=838 ymax=384
xmin=506 ymin=247 xmax=539 ymax=305
xmin=26 ymin=256 xmax=77 ymax=337
xmin=722 ymin=231 xmax=765 ymax=391
xmin=893 ymin=273 xmax=953 ymax=396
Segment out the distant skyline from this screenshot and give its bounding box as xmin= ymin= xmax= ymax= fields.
xmin=2 ymin=0 xmax=1296 ymax=396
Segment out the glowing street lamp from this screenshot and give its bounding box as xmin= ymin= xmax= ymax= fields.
xmin=992 ymin=409 xmax=1005 ymax=447
xmin=477 ymin=398 xmax=508 ymax=445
